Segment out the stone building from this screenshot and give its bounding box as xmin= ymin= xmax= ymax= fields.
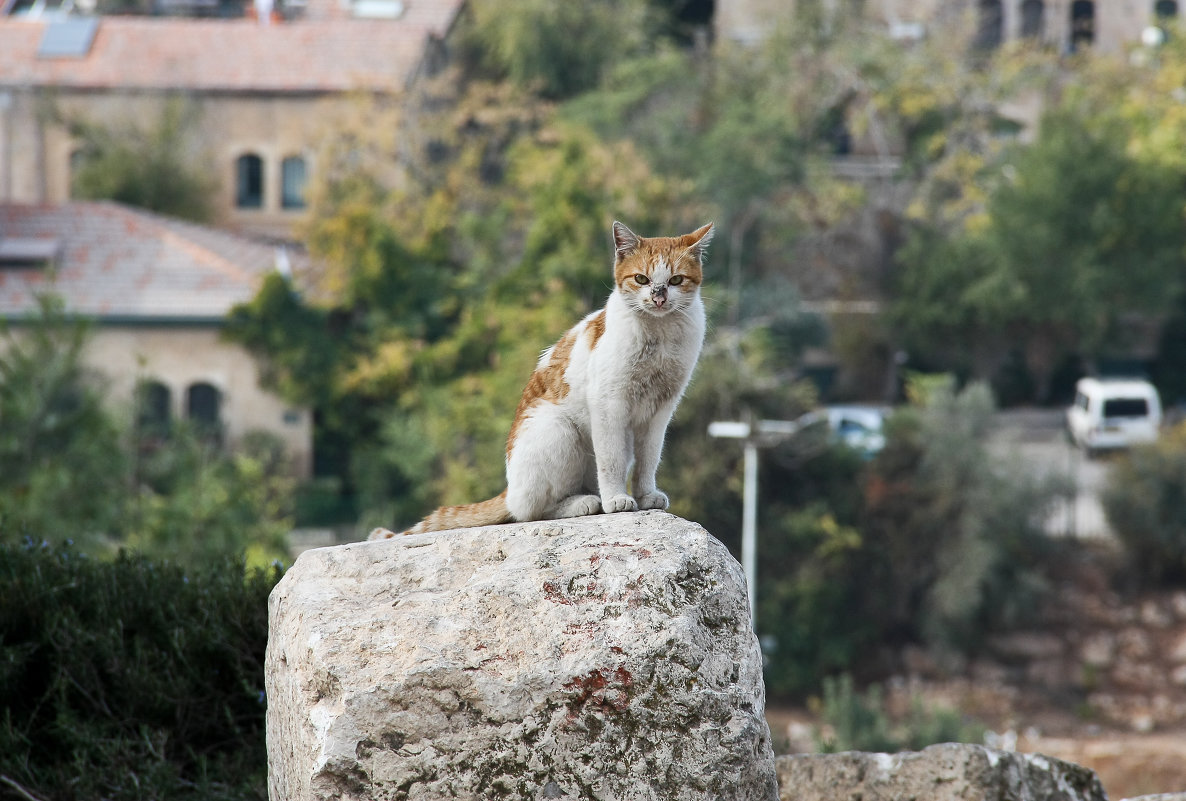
xmin=0 ymin=0 xmax=463 ymax=240
xmin=716 ymin=0 xmax=1181 ymax=55
xmin=0 ymin=200 xmax=314 ymax=476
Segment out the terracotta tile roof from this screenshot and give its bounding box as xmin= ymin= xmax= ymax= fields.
xmin=0 ymin=201 xmax=306 ymax=321
xmin=0 ymin=0 xmax=462 ymax=92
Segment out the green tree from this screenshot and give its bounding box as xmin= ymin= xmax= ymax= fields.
xmin=127 ymin=427 xmax=293 ymax=566
xmin=564 ymin=23 xmax=864 ymax=323
xmin=895 ymin=49 xmax=1186 ymax=399
xmin=64 ymin=96 xmax=218 ymax=222
xmin=0 ymin=297 xmax=128 ymax=544
xmin=227 ymin=81 xmax=692 ymax=529
xmin=859 ymin=379 xmax=1061 ymax=651
xmin=0 ymin=297 xmax=293 ymax=562
xmin=1102 ymin=422 xmax=1186 ymax=586
xmin=461 ymin=0 xmax=655 ymax=99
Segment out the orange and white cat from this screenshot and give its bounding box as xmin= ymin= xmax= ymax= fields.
xmin=370 ymin=220 xmax=713 ymax=539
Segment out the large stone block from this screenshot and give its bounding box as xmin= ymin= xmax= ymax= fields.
xmin=775 ymin=743 xmax=1107 ymax=801
xmin=266 ymin=510 xmax=776 ymax=800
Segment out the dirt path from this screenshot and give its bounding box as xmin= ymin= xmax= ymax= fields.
xmin=1027 ymin=730 xmax=1186 ymax=799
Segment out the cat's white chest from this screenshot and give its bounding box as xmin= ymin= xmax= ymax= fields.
xmin=584 ymin=293 xmax=704 ymax=421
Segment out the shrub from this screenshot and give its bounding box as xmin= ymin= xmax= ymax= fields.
xmin=462 ymin=0 xmax=654 ymax=99
xmin=757 ymin=380 xmax=1063 ymax=699
xmin=127 ymin=426 xmax=294 ymax=566
xmin=814 ymin=673 xmax=985 ymax=753
xmin=759 ymin=506 xmax=874 ymax=699
xmin=1102 ymin=422 xmax=1186 ymax=585
xmin=859 ymin=379 xmax=1062 ymax=653
xmin=0 ymin=542 xmax=280 ymax=801
xmin=0 ymin=297 xmax=128 ymax=543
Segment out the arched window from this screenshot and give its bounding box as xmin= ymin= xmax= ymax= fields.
xmin=235 ymin=153 xmax=264 ymax=209
xmin=281 ymin=155 xmax=308 ymax=209
xmin=136 ymin=380 xmax=171 ymax=438
xmin=976 ymin=0 xmax=1004 ymax=49
xmin=1021 ymin=0 xmax=1045 ymax=39
xmin=187 ymin=382 xmax=222 ymax=440
xmin=1070 ymin=0 xmax=1095 ymax=51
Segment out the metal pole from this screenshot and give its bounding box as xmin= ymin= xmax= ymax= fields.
xmin=741 ymin=440 xmax=758 ymax=629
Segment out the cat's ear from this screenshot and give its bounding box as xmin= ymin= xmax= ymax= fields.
xmin=612 ymin=221 xmax=640 ymax=262
xmin=682 ymin=222 xmax=714 ymax=261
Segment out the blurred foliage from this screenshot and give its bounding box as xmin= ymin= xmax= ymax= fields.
xmin=0 ymin=298 xmax=293 ymax=564
xmin=758 ymin=379 xmax=1064 ymax=697
xmin=1152 ymin=291 xmax=1186 ymax=408
xmin=59 ymin=96 xmax=218 ymax=223
xmin=0 ymin=541 xmax=277 ymax=801
xmin=895 ymin=45 xmax=1186 ymax=401
xmin=562 ymin=19 xmax=865 ymax=323
xmin=813 ymin=673 xmax=985 ymax=753
xmin=227 ymin=6 xmax=1073 ymax=697
xmin=0 ymin=297 xmax=129 ymax=540
xmin=1102 ymin=423 xmax=1186 ymax=586
xmin=460 ymin=0 xmax=656 ymax=99
xmin=228 ymin=79 xmax=697 ymax=531
xmin=127 ymin=428 xmax=293 ymax=566
xmin=860 ymin=378 xmax=1061 ymax=652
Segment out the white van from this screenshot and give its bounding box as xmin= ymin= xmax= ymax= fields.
xmin=1067 ymin=377 xmax=1162 ymax=455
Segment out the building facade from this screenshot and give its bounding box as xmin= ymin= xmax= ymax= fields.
xmin=716 ymin=0 xmax=1180 ymax=55
xmin=0 ymin=200 xmax=314 ymax=475
xmin=0 ymin=0 xmax=462 ymax=239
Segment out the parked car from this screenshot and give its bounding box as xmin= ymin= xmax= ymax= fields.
xmin=1066 ymin=377 xmax=1162 ymax=456
xmin=825 ymin=405 xmax=887 ymax=458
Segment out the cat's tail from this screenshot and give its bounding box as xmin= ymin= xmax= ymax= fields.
xmin=368 ymin=490 xmax=513 ymax=539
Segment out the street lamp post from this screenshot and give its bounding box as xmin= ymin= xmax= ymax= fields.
xmin=707 ymin=412 xmax=825 ymax=630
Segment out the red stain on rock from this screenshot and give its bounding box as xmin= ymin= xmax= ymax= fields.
xmin=563 ymin=665 xmax=634 ymax=720
xmin=542 ymin=579 xmax=572 ymax=605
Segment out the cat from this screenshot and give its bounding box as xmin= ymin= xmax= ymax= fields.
xmin=369 ymin=220 xmax=713 ymax=539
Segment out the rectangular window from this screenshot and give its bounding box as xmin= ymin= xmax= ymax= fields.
xmin=1102 ymin=398 xmax=1149 ymax=418
xmin=281 ymin=156 xmax=308 ymax=209
xmin=236 ymin=154 xmax=264 ymax=209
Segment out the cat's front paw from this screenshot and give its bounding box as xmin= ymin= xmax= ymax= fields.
xmin=636 ymin=490 xmax=669 ymax=511
xmin=603 ymin=493 xmax=639 ymax=514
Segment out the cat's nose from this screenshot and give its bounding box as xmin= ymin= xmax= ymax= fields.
xmin=651 ymin=286 xmax=667 ymax=307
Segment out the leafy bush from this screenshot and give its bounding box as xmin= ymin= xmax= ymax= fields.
xmin=0 ymin=542 xmax=279 ymax=801
xmin=462 ymin=0 xmax=654 ymax=99
xmin=757 ymin=380 xmax=1064 ymax=698
xmin=0 ymin=298 xmax=129 ymax=541
xmin=127 ymin=427 xmax=294 ymax=566
xmin=758 ymin=505 xmax=873 ymax=699
xmin=1102 ymin=422 xmax=1186 ymax=585
xmin=1 ymin=298 xmax=294 ymax=564
xmin=858 ymin=379 xmax=1062 ymax=653
xmin=63 ymin=97 xmax=217 ymax=222
xmin=814 ymin=673 xmax=985 ymax=753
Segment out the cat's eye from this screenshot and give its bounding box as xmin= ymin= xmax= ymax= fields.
xmin=634 ymin=274 xmax=650 ymax=285
xmin=669 ymin=275 xmax=685 ymax=286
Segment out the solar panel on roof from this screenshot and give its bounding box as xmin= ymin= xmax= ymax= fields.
xmin=37 ymin=17 xmax=99 ymax=58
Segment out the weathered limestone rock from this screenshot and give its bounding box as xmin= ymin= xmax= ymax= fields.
xmin=775 ymin=743 xmax=1107 ymax=801
xmin=266 ymin=510 xmax=776 ymax=801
